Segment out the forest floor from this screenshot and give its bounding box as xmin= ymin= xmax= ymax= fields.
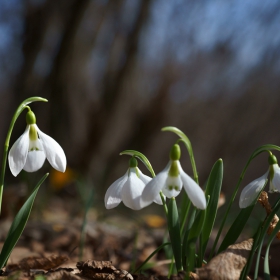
xmin=0 ymin=186 xmax=280 ymax=280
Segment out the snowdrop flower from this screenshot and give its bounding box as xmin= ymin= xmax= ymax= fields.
xmin=239 ymin=154 xmax=280 ymax=208
xmin=105 ymin=157 xmax=160 ymax=210
xmin=140 ymin=144 xmax=206 ymax=209
xmin=8 ymin=109 xmax=66 ymax=176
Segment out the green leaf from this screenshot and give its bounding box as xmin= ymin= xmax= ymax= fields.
xmin=119 ymin=150 xmax=155 ymax=177
xmin=218 ymin=180 xmax=267 ymax=254
xmin=183 ymin=209 xmax=205 ymax=271
xmin=200 ymin=159 xmax=223 ymax=257
xmin=168 ymin=197 xmax=182 ymax=272
xmin=263 ymin=215 xmax=280 ymax=279
xmin=211 ymin=144 xmax=280 ymax=258
xmin=133 ymin=242 xmax=171 ymax=273
xmin=0 ymin=173 xmax=48 ymax=268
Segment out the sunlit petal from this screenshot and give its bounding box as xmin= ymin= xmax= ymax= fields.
xmin=162 ymin=175 xmax=182 ymax=198
xmin=36 ymin=125 xmax=66 ymax=172
xmin=23 ymin=150 xmax=46 ymax=172
xmin=121 ymin=170 xmax=145 ymax=210
xmin=239 ymin=171 xmax=268 ymax=208
xmin=140 ymin=161 xmax=171 ymax=208
xmin=270 ymin=165 xmax=280 ymax=192
xmin=8 ymin=126 xmax=30 ymax=177
xmin=178 ymin=162 xmax=206 ymax=209
xmin=105 ymin=171 xmax=128 ymax=209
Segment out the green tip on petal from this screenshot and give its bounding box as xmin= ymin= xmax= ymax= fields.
xmin=26 ymin=110 xmax=36 ymax=125
xmin=129 ymin=157 xmax=138 ymax=168
xmin=169 ymin=144 xmax=181 ymax=161
xmin=268 ymin=154 xmax=278 ymax=165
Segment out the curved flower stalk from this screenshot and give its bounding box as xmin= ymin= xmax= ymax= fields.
xmin=8 ymin=109 xmax=66 ymax=176
xmin=239 ymin=154 xmax=280 ymax=208
xmin=140 ymin=144 xmax=206 ymax=209
xmin=105 ymin=157 xmax=162 ymax=210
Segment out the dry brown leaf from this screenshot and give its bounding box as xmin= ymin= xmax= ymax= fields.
xmin=196 ymin=238 xmax=253 ymax=280
xmin=6 ymin=254 xmax=69 ymax=272
xmin=45 ymin=269 xmax=81 ymax=280
xmin=258 ymin=191 xmax=280 ymax=238
xmin=77 ymin=260 xmax=133 ymax=280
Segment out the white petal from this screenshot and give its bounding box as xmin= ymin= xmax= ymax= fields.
xmin=270 ymin=165 xmax=280 ymax=192
xmin=239 ymin=171 xmax=268 ymax=208
xmin=138 ymin=168 xmax=152 ymax=184
xmin=178 ymin=162 xmax=206 ymax=209
xmin=8 ymin=126 xmax=30 ymax=176
xmin=121 ymin=169 xmax=145 ymax=210
xmin=105 ymin=172 xmax=128 ymax=209
xmin=23 ymin=150 xmax=46 ymax=172
xmin=162 ymin=175 xmax=182 ymax=198
xmin=36 ymin=125 xmax=67 ymax=172
xmin=140 ymin=161 xmax=171 ymax=208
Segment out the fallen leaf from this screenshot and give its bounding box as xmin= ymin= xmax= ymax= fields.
xmin=196 ymin=238 xmax=253 ymax=280
xmin=77 ymin=260 xmax=133 ymax=280
xmin=6 ymin=254 xmax=69 ymax=272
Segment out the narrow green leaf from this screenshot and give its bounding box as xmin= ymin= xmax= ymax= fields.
xmin=119 ymin=150 xmax=155 ymax=177
xmin=200 ymin=159 xmax=223 ymax=257
xmin=183 ymin=209 xmax=206 ymax=271
xmin=168 ymin=197 xmax=182 ymax=272
xmin=210 ymin=144 xmax=280 ymax=258
xmin=263 ymin=217 xmax=280 ymax=279
xmin=133 ymin=242 xmax=171 ymax=273
xmin=0 ymin=173 xmax=48 ymax=268
xmin=218 ymin=180 xmax=267 ymax=254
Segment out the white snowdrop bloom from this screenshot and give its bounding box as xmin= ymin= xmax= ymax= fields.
xmin=239 ymin=154 xmax=280 ymax=208
xmin=269 ymin=164 xmax=280 ymax=193
xmin=104 ymin=157 xmax=158 ymax=210
xmin=8 ymin=110 xmax=66 ymax=176
xmin=140 ymin=144 xmax=206 ymax=209
xmin=239 ymin=171 xmax=268 ymax=208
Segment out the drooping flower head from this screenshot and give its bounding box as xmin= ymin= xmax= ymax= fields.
xmin=140 ymin=144 xmax=206 ymax=209
xmin=105 ymin=157 xmax=159 ymax=210
xmin=239 ymin=154 xmax=280 ymax=208
xmin=8 ymin=109 xmax=66 ymax=176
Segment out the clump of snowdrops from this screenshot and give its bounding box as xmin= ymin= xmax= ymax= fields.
xmin=105 ymin=126 xmax=280 ymax=279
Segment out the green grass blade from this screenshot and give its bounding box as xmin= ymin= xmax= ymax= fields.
xmin=133 ymin=242 xmax=171 ymax=273
xmin=0 ymin=173 xmax=48 ymax=268
xmin=218 ymin=180 xmax=267 ymax=254
xmin=184 ymin=209 xmax=206 ymax=271
xmin=263 ymin=219 xmax=280 ymax=279
xmin=168 ymin=197 xmax=182 ymax=272
xmin=200 ymin=159 xmax=223 ymax=257
xmin=240 ymin=195 xmax=280 ymax=279
xmin=239 ymin=225 xmax=262 ymax=280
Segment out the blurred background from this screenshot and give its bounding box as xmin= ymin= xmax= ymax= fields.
xmin=1 ymin=0 xmax=280 ymax=216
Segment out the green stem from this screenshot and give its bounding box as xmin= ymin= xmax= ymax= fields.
xmin=0 ymin=97 xmax=47 ymax=215
xmin=210 ymin=145 xmax=280 ymax=259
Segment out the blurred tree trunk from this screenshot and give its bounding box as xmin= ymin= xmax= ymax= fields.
xmin=80 ymin=0 xmax=153 ymax=173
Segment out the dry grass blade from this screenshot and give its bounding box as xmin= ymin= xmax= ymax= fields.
xmin=196 ymin=239 xmax=253 ymax=280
